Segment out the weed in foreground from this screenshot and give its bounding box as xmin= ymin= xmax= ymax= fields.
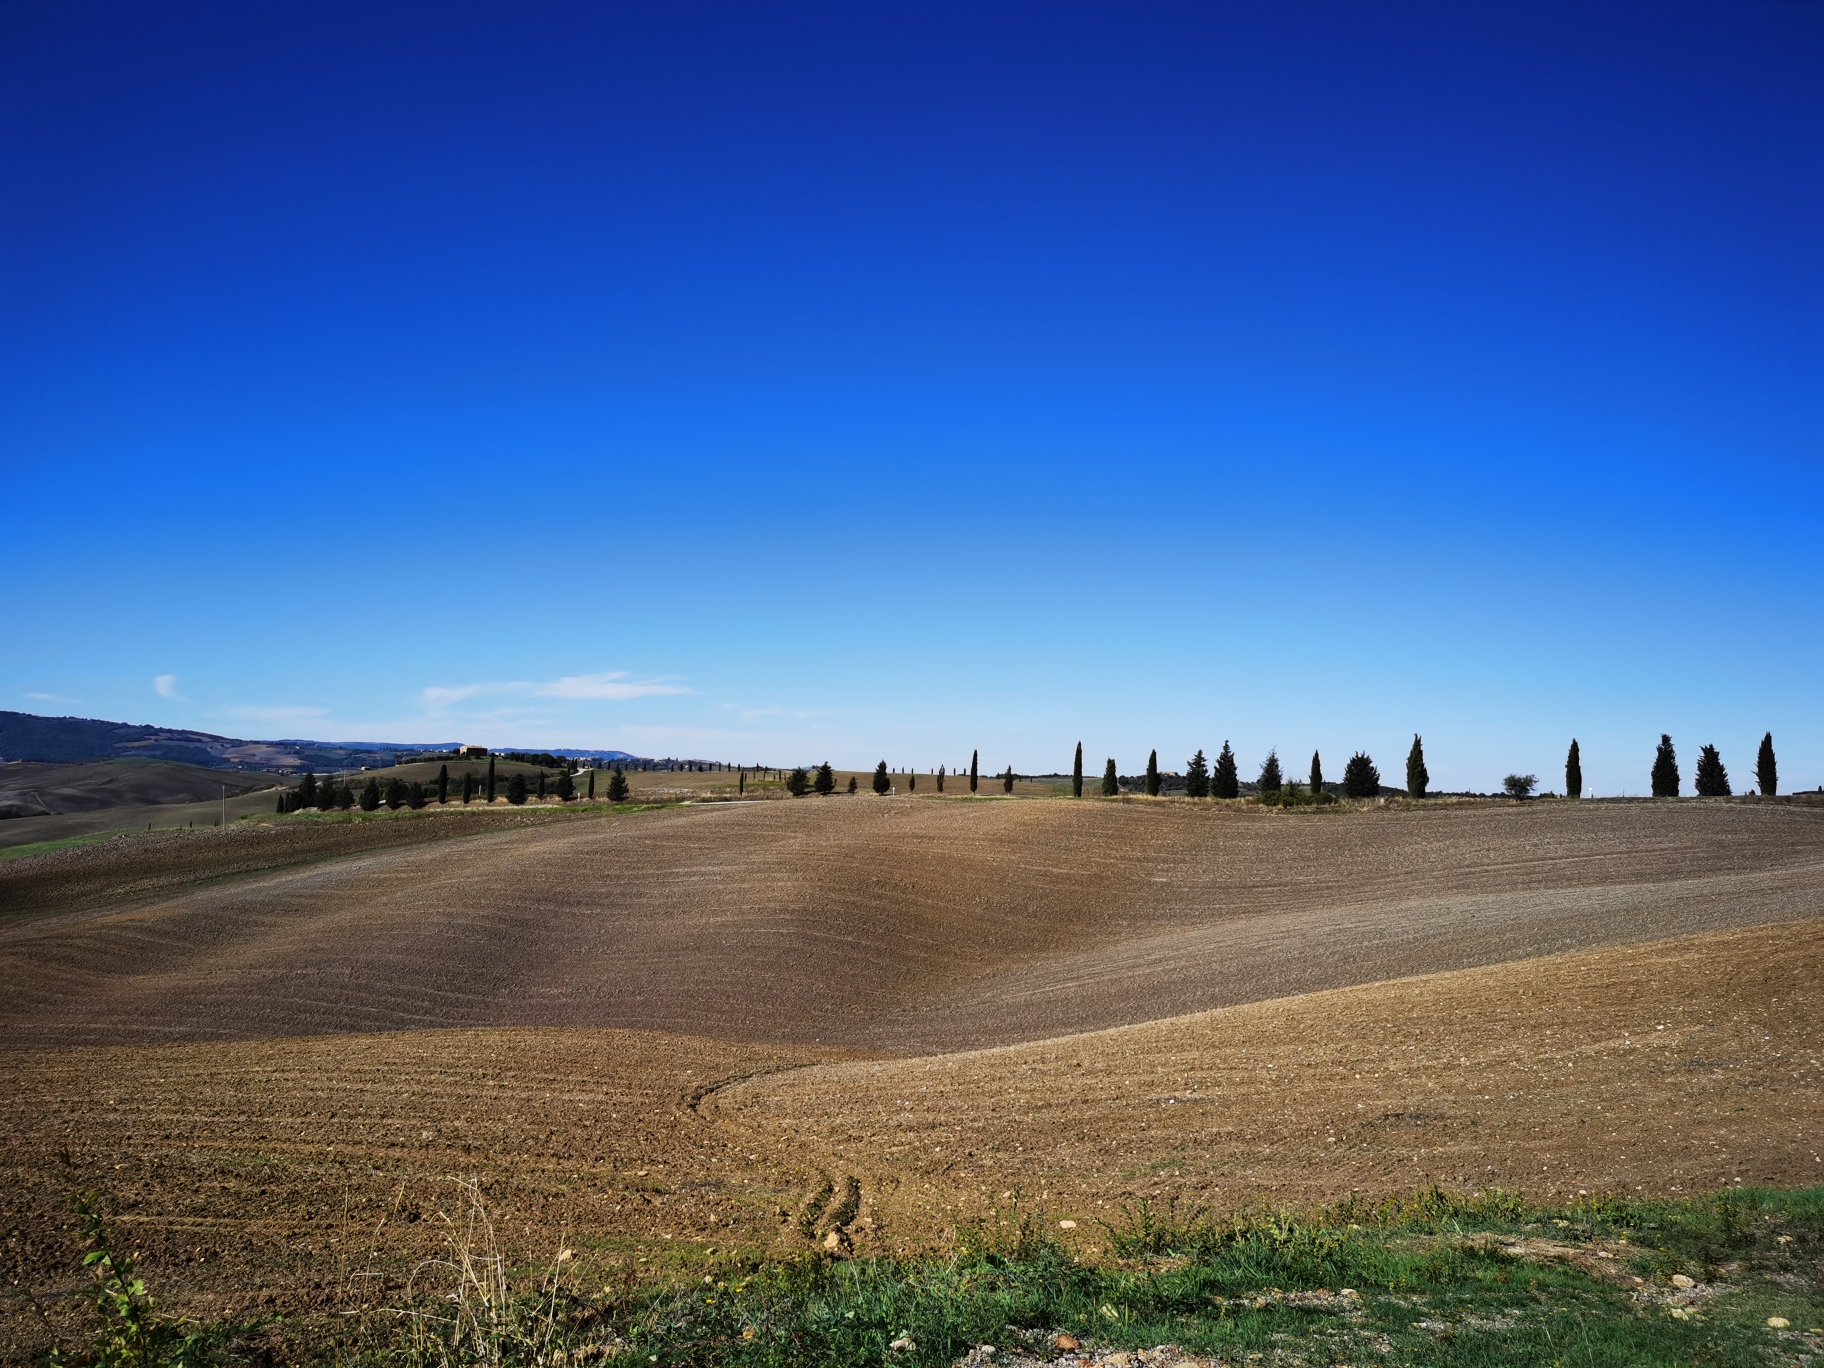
xmin=36 ymin=1184 xmax=1824 ymax=1366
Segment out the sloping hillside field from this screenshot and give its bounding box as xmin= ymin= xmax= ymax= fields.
xmin=2 ymin=796 xmax=1821 ymax=1362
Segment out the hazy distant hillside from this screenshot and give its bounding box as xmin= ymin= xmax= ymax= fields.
xmin=0 ymin=711 xmax=445 ymax=772
xmin=0 ymin=711 xmax=650 ymax=774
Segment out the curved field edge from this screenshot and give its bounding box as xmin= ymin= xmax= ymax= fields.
xmin=3 ymin=916 xmax=1819 ymax=1363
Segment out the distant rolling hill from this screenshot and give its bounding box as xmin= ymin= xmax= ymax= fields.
xmin=0 ymin=710 xmax=649 ymax=773
xmin=0 ymin=710 xmax=449 ymax=772
xmin=0 ymin=759 xmax=278 ymax=820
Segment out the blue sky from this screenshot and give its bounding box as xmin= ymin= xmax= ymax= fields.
xmin=3 ymin=0 xmax=1819 ymax=792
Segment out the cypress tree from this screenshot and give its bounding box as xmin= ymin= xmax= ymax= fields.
xmin=970 ymin=749 xmax=979 ymax=793
xmin=1212 ymin=742 xmax=1239 ymax=799
xmin=937 ymin=764 xmax=946 ymax=793
xmin=847 ymin=775 xmax=858 ymax=794
xmin=909 ymin=771 xmax=917 ymax=792
xmin=1342 ymin=752 xmax=1380 ymax=799
xmin=1694 ymin=744 xmax=1731 ymax=797
xmin=507 ymin=772 xmax=528 ymax=805
xmin=487 ymin=757 xmax=496 ymax=804
xmin=1757 ymin=732 xmax=1778 ymax=796
xmin=317 ymin=779 xmax=339 ymax=811
xmin=437 ymin=763 xmax=449 ymax=804
xmin=276 ymin=793 xmax=287 ymax=814
xmin=408 ymin=781 xmax=427 ymax=810
xmin=1072 ymin=742 xmax=1083 ymax=798
xmin=873 ymin=761 xmax=890 ymax=795
xmin=556 ymin=769 xmax=575 ymax=802
xmin=1101 ymin=758 xmax=1119 ymax=796
xmin=587 ymin=769 xmax=595 ymax=800
xmin=1651 ymin=734 xmax=1679 ymax=798
xmin=607 ymin=767 xmax=629 ymax=803
xmin=1002 ymin=766 xmax=1014 ymax=794
xmin=361 ymin=777 xmax=381 ymax=811
xmin=536 ymin=771 xmax=547 ymax=800
xmin=786 ymin=767 xmax=810 ymax=797
xmin=1145 ymin=750 xmax=1161 ymax=796
xmin=298 ymin=771 xmax=318 ymax=808
xmin=1184 ymin=749 xmax=1209 ymax=799
xmin=385 ymin=777 xmax=406 ymax=809
xmin=739 ymin=769 xmax=746 ymax=795
xmin=461 ymin=770 xmax=473 ymax=804
xmin=1309 ymin=750 xmax=1323 ymax=794
xmin=1405 ymin=735 xmax=1428 ymax=800
xmin=338 ymin=785 xmax=354 ymax=810
xmin=815 ymin=762 xmax=835 ymax=795
xmin=1565 ymin=740 xmax=1582 ymax=799
xmin=1258 ymin=750 xmax=1282 ymax=794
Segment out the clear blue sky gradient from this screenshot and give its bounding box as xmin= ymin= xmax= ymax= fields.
xmin=3 ymin=1 xmax=1819 ymax=792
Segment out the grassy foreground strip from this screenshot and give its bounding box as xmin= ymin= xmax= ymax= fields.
xmin=57 ymin=1186 xmax=1824 ymax=1367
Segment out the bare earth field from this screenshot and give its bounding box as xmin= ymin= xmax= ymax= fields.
xmin=2 ymin=795 xmax=1821 ymax=1360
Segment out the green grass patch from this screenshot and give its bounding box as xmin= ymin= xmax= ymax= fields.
xmin=38 ymin=1182 xmax=1824 ymax=1365
xmin=0 ymin=830 xmax=121 ymax=861
xmin=300 ymin=1185 xmax=1824 ymax=1366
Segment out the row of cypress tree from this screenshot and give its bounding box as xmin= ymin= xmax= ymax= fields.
xmin=1646 ymin=732 xmax=1778 ymax=798
xmin=1067 ymin=740 xmax=1390 ymax=800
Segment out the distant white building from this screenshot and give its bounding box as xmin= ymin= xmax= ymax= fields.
xmin=457 ymin=744 xmax=489 ymax=756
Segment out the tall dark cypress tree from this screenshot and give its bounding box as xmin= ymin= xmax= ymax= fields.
xmin=537 ymin=771 xmax=547 ymax=800
xmin=486 ymin=757 xmax=496 ymax=804
xmin=607 ymin=767 xmax=629 ymax=802
xmin=1405 ymin=735 xmax=1428 ymax=800
xmin=1757 ymin=732 xmax=1778 ymax=796
xmin=1565 ymin=740 xmax=1582 ymax=799
xmin=1184 ymin=749 xmax=1209 ymax=799
xmin=587 ymin=769 xmax=595 ymax=800
xmin=1651 ymin=734 xmax=1679 ymax=798
xmin=1145 ymin=749 xmax=1161 ymax=796
xmin=361 ymin=777 xmax=381 ymax=811
xmin=970 ymin=749 xmax=979 ymax=793
xmin=1258 ymin=750 xmax=1283 ymax=794
xmin=1072 ymin=742 xmax=1084 ymax=798
xmin=1694 ymin=744 xmax=1731 ymax=797
xmin=873 ymin=761 xmax=890 ymax=794
xmin=298 ymin=771 xmax=318 ymax=808
xmin=507 ymin=771 xmax=528 ymax=806
xmin=437 ymin=763 xmax=449 ymax=805
xmin=1309 ymin=750 xmax=1324 ymax=795
xmin=1002 ymin=766 xmax=1014 ymax=794
xmin=1213 ymin=742 xmax=1239 ymax=799
xmin=556 ymin=768 xmax=575 ymax=802
xmin=1342 ymin=752 xmax=1380 ymax=799
xmin=1101 ymin=758 xmax=1119 ymax=796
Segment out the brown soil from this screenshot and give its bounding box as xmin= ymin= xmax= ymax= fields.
xmin=3 ymin=797 xmax=1820 ymax=1049
xmin=3 ymin=919 xmax=1818 ymax=1362
xmin=3 ymin=797 xmax=1821 ymax=1361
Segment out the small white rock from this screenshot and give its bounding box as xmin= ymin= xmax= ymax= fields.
xmin=1768 ymin=1317 xmax=1791 ymax=1329
xmin=1671 ymin=1274 xmax=1696 ymax=1289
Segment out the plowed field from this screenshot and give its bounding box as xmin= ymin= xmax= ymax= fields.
xmin=2 ymin=795 xmax=1821 ymax=1362
xmin=3 ymin=797 xmax=1821 ymax=1050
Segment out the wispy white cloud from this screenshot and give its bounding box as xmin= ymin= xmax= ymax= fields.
xmin=419 ymin=672 xmax=688 ymax=710
xmin=532 ymin=672 xmax=689 ymax=701
xmin=24 ymin=691 xmax=76 ymax=704
xmin=153 ymin=674 xmax=185 ymax=701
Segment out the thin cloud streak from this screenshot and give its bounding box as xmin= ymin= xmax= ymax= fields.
xmin=420 ymin=672 xmax=689 ymax=709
